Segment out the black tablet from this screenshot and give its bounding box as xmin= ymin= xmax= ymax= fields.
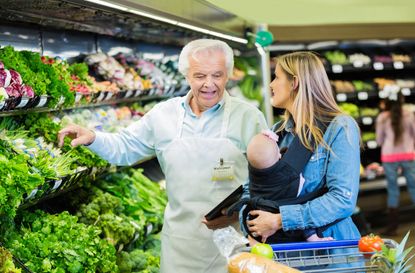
xmin=204 ymin=185 xmax=243 ymax=221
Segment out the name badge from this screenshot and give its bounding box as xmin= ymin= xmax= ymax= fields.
xmin=212 ymin=158 xmax=235 ymax=181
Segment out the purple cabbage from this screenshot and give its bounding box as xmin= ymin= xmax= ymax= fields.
xmin=21 ymin=85 xmax=35 ymax=98
xmin=5 ymin=83 xmax=22 ymax=97
xmin=0 ymin=69 xmax=11 ymax=87
xmin=9 ymin=69 xmax=23 ymax=85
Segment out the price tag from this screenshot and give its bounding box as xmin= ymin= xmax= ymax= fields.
xmin=57 ymin=96 xmax=65 ymax=105
xmin=52 ymin=179 xmax=62 ymax=190
xmin=105 ymin=92 xmax=113 ymax=100
xmin=75 ymin=92 xmax=82 ymax=103
xmin=362 ymin=117 xmax=373 ymax=125
xmin=378 ymin=90 xmax=387 ymax=98
xmin=36 ymin=95 xmax=48 ymax=108
xmin=26 ymin=188 xmax=38 ymax=200
xmin=367 ymin=140 xmax=378 ymax=149
xmin=134 ymin=90 xmax=142 ymax=97
xmin=96 ymin=92 xmax=105 ymax=102
xmin=16 ymin=97 xmax=29 ymax=108
xmin=401 ymin=88 xmax=411 ymax=96
xmin=247 ymin=69 xmax=257 ymax=76
xmin=357 ymin=92 xmax=368 ymax=100
xmin=373 ymin=62 xmax=384 ymax=70
xmin=336 ymin=93 xmax=347 ymax=102
xmin=353 ymin=60 xmax=364 ymax=68
xmin=0 ymin=99 xmax=5 ymax=110
xmin=125 ymin=90 xmax=134 ymax=98
xmin=146 ymin=224 xmax=153 ymax=235
xmin=332 ymin=64 xmax=343 ymax=73
xmin=393 ymin=61 xmax=404 ymax=70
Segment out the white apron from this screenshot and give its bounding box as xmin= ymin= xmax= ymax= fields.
xmin=159 ymin=96 xmax=248 ymax=273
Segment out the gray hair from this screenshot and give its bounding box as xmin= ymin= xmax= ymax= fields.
xmin=178 ymin=39 xmax=234 ymax=76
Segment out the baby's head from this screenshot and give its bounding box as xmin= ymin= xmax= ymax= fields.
xmin=247 ymin=130 xmax=280 ymax=169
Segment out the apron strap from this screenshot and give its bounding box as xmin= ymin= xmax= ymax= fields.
xmin=220 ymin=93 xmax=231 ymax=138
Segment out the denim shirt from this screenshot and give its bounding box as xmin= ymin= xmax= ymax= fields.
xmin=276 ymin=115 xmax=361 ymax=240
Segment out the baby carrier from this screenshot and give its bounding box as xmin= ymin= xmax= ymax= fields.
xmin=228 ymin=122 xmax=343 ymax=243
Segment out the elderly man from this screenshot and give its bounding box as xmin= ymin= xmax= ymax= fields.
xmin=58 ymin=39 xmax=267 ymax=273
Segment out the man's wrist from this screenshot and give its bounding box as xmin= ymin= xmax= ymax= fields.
xmin=85 ymin=129 xmax=96 ymax=146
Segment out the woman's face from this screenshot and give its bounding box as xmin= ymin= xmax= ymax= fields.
xmin=269 ymin=64 xmax=294 ymax=111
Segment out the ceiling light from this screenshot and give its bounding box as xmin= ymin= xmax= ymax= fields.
xmin=85 ymin=0 xmax=247 ymax=44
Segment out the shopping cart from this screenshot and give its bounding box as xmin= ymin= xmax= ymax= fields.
xmin=245 ymin=239 xmax=397 ymax=273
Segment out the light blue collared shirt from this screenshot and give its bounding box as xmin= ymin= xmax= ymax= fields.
xmin=88 ymin=91 xmax=268 ymax=170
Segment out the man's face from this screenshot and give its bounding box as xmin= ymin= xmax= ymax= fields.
xmin=187 ymin=50 xmax=228 ymax=113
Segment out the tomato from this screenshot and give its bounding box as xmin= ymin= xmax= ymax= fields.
xmin=358 ymin=234 xmax=384 ymax=252
xmin=250 ymin=243 xmax=274 ymax=259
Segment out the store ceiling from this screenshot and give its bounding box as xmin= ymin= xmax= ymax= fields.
xmin=206 ymin=0 xmax=415 ymax=26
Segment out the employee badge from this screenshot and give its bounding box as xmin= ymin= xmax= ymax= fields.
xmin=212 ymin=158 xmax=235 ymax=181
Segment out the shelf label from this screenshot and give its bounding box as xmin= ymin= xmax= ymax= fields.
xmin=332 ymin=64 xmax=343 ymax=73
xmin=357 ymin=92 xmax=368 ymax=100
xmin=379 ymin=90 xmax=387 ymax=98
xmin=336 ymin=93 xmax=347 ymax=102
xmin=373 ymin=62 xmax=384 ymax=70
xmin=393 ymin=61 xmax=404 ymax=70
xmin=125 ymin=90 xmax=134 ymax=98
xmin=362 ymin=117 xmax=373 ymax=125
xmin=401 ymin=88 xmax=411 ymax=96
xmin=36 ymin=95 xmax=48 ymax=108
xmin=57 ymin=96 xmax=65 ymax=105
xmin=367 ymin=140 xmax=378 ymax=149
xmin=26 ymin=188 xmax=38 ymax=200
xmin=105 ymin=92 xmax=113 ymax=100
xmin=135 ymin=89 xmax=142 ymax=97
xmin=96 ymin=92 xmax=105 ymax=102
xmin=16 ymin=97 xmax=29 ymax=108
xmin=0 ymin=99 xmax=5 ymax=110
xmin=75 ymin=92 xmax=82 ymax=103
xmin=52 ymin=179 xmax=62 ymax=190
xmin=146 ymin=224 xmax=153 ymax=235
xmin=353 ymin=60 xmax=364 ymax=68
xmin=247 ymin=69 xmax=257 ymax=76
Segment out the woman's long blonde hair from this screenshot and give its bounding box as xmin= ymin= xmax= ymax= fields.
xmin=276 ymin=51 xmax=342 ymax=151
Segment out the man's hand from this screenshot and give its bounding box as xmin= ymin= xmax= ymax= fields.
xmin=58 ymin=124 xmax=96 ymax=147
xmin=202 ymin=210 xmax=239 ymax=230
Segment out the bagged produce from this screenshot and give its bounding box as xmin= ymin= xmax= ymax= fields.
xmin=213 ymin=227 xmax=301 ymax=273
xmin=228 ymin=252 xmax=301 ymax=273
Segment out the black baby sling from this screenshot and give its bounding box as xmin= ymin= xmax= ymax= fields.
xmin=228 ymin=121 xmax=343 ymax=243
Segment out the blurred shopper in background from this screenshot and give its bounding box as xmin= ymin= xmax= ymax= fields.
xmin=376 ymin=91 xmax=415 ymax=236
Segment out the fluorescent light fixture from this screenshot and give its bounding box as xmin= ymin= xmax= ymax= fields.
xmin=268 ymin=44 xmax=306 ymax=52
xmin=127 ymin=8 xmax=178 ymax=25
xmin=307 ymin=41 xmax=339 ymax=50
xmin=84 ymin=0 xmax=247 ymax=44
xmin=85 ymin=0 xmax=128 ymax=11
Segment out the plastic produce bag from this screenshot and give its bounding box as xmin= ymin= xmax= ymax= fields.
xmin=213 ymin=227 xmax=301 ymax=273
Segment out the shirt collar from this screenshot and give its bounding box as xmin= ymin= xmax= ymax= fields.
xmin=181 ymin=90 xmax=227 ymax=115
xmin=285 ymin=116 xmax=295 ymax=132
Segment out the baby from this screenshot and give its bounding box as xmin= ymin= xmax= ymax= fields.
xmin=246 ymin=129 xmax=332 ymax=242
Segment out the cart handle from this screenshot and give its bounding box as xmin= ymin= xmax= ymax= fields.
xmin=269 ymin=239 xmax=359 ymax=251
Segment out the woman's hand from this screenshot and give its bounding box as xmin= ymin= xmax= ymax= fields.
xmin=247 ymin=210 xmax=282 ymax=243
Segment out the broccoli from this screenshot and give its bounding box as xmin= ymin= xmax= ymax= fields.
xmin=76 ymin=188 xmax=136 ymax=247
xmin=117 ymin=249 xmax=160 ymax=273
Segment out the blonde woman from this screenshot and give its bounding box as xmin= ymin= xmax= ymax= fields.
xmin=246 ymin=51 xmax=361 ymax=266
